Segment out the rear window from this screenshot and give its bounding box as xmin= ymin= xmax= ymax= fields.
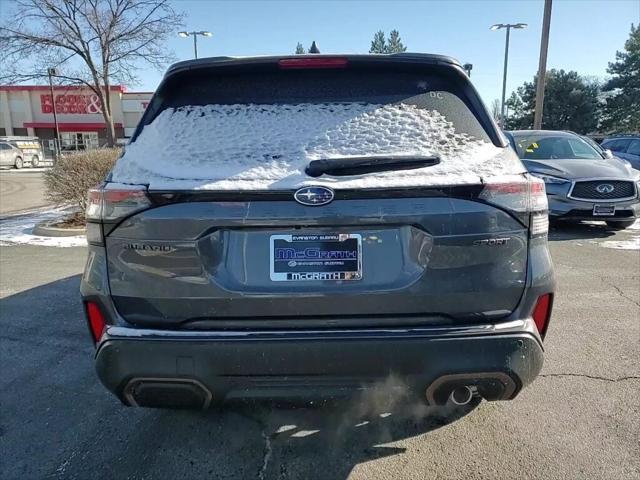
xmin=112 ymin=67 xmax=523 ymax=190
xmin=151 ymin=70 xmax=491 ymax=142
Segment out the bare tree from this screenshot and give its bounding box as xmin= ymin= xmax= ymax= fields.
xmin=490 ymin=98 xmax=501 ymax=122
xmin=0 ymin=0 xmax=184 ymax=146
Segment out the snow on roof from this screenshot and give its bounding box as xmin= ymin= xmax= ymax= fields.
xmin=110 ymin=103 xmax=524 ymax=190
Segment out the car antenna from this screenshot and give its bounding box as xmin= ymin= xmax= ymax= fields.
xmin=309 ymin=41 xmax=320 ymax=54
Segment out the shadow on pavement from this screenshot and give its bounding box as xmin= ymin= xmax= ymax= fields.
xmin=0 ymin=274 xmax=479 ymax=480
xmin=548 ymin=220 xmax=618 ymax=242
xmin=226 ymin=397 xmax=479 ymax=479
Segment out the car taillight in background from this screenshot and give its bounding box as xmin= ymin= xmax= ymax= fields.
xmin=479 ymin=175 xmax=548 ymax=236
xmin=86 ymin=184 xmax=151 ymax=244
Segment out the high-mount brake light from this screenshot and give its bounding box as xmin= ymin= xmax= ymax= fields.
xmin=278 ymin=57 xmax=349 ymax=69
xmin=86 ymin=185 xmax=151 ymax=222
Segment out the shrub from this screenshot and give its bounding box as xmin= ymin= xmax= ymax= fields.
xmin=44 ymin=148 xmax=121 ymax=221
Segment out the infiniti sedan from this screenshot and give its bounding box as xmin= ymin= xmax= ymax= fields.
xmin=506 ymin=130 xmax=640 ymax=230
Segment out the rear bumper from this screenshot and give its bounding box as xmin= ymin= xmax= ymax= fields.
xmin=546 ymin=192 xmax=640 ymax=221
xmin=95 ymin=319 xmax=544 ymax=408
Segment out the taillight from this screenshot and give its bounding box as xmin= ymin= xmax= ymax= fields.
xmin=479 ymin=175 xmax=549 ymax=236
xmin=532 ymin=293 xmax=553 ymax=338
xmin=86 ymin=184 xmax=151 ymax=222
xmin=85 ymin=301 xmax=107 ymax=344
xmin=278 ymin=57 xmax=348 ymax=69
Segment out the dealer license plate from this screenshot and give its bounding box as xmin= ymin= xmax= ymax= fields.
xmin=593 ymin=205 xmax=615 ymax=216
xmin=270 ymin=233 xmax=362 ymax=281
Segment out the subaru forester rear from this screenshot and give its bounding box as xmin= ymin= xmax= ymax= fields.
xmin=81 ymin=54 xmax=555 ymax=409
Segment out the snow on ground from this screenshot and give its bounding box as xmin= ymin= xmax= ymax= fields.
xmin=599 ymin=237 xmax=640 ymax=250
xmin=625 ymin=219 xmax=640 ymax=231
xmin=598 ymin=219 xmax=640 ymax=251
xmin=0 ymin=207 xmax=86 ymax=247
xmin=111 ymin=103 xmax=524 ymax=190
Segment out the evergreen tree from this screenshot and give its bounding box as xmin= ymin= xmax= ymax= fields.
xmin=601 ymin=24 xmax=640 ymax=132
xmin=369 ymin=30 xmax=387 ymax=54
xmin=295 ymin=42 xmax=306 ymax=54
xmin=505 ymin=70 xmax=600 ymax=134
xmin=387 ymin=29 xmax=407 ymax=53
xmin=504 ymin=92 xmax=525 ymax=129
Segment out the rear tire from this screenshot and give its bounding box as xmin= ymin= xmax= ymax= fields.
xmin=606 ymin=220 xmax=636 ymax=230
xmin=31 ymin=155 xmax=40 ymax=168
xmin=14 ymin=156 xmax=23 ymax=169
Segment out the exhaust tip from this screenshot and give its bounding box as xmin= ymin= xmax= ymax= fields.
xmin=449 ymin=386 xmax=474 ymax=406
xmin=124 ymin=378 xmax=212 ymax=409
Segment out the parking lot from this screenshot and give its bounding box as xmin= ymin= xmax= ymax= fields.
xmin=0 ymin=184 xmax=639 ymax=479
xmin=0 ymin=170 xmax=49 ymax=216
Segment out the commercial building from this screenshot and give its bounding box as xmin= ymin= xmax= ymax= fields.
xmin=0 ymin=85 xmax=152 ymax=155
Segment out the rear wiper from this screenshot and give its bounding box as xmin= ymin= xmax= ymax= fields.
xmin=305 ymin=155 xmax=441 ymax=177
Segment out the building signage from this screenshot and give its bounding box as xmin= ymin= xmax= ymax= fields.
xmin=40 ymin=94 xmax=102 ymax=114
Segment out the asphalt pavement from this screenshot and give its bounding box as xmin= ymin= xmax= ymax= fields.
xmin=0 ymin=174 xmax=639 ymax=479
xmin=0 ymin=217 xmax=638 ymax=479
xmin=0 ymin=171 xmax=49 ymax=216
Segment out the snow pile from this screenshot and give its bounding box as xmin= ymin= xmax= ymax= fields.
xmin=599 ymin=219 xmax=640 ymax=250
xmin=600 ymin=237 xmax=640 ymax=250
xmin=111 ymin=103 xmax=524 ymax=190
xmin=0 ymin=208 xmax=87 ymax=248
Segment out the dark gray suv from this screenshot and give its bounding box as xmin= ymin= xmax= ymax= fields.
xmin=81 ymin=54 xmax=555 ymax=409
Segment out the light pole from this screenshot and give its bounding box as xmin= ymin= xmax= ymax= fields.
xmin=47 ymin=67 xmax=61 ymax=160
xmin=490 ymin=23 xmax=527 ymax=126
xmin=534 ymin=0 xmax=553 ymax=129
xmin=178 ymin=31 xmax=212 ymax=59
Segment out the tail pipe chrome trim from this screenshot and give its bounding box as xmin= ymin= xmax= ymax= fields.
xmin=425 ymin=372 xmax=517 ymax=405
xmin=449 ymin=385 xmax=474 ymax=405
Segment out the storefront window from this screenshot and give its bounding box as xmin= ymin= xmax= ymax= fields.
xmin=60 ymin=132 xmax=99 ymax=151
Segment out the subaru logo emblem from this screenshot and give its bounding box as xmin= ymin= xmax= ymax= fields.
xmin=596 ymin=183 xmax=614 ymax=194
xmin=294 ymin=186 xmax=335 ymax=206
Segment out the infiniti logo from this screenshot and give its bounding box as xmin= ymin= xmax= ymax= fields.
xmin=294 ymin=186 xmax=335 ymax=206
xmin=596 ymin=183 xmax=615 ymax=194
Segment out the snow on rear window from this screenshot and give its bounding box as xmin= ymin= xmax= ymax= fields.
xmin=111 ymin=102 xmax=524 ymax=190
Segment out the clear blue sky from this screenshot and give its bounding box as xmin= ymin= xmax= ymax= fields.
xmin=151 ymin=0 xmax=638 ymax=106
xmin=1 ymin=0 xmax=638 ymax=105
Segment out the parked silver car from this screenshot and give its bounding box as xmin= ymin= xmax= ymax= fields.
xmin=506 ymin=130 xmax=640 ymax=230
xmin=0 ymin=141 xmax=24 ymax=169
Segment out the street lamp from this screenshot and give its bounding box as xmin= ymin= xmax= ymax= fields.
xmin=178 ymin=31 xmax=212 ymax=59
xmin=490 ymin=22 xmax=527 ymax=126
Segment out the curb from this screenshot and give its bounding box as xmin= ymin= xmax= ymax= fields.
xmin=0 ymin=167 xmax=52 ymax=173
xmin=33 ymin=222 xmax=86 ymax=237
